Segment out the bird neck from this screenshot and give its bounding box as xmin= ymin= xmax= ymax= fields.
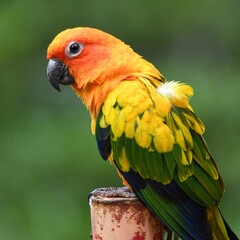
xmin=72 ymin=76 xmax=122 ymax=120
xmin=72 ymin=55 xmax=164 ymax=120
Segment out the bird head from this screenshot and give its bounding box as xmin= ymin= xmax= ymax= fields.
xmin=47 ymin=27 xmax=162 ymax=116
xmin=47 ymin=27 xmax=148 ymax=90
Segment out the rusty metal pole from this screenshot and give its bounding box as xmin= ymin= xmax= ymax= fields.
xmin=89 ymin=187 xmax=165 ymax=240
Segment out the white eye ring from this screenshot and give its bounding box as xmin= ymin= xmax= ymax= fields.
xmin=66 ymin=41 xmax=83 ymax=58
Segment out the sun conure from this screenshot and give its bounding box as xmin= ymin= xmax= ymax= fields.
xmin=46 ymin=27 xmax=238 ymax=240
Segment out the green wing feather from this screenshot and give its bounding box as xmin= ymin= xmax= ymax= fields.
xmin=98 ymin=78 xmax=224 ymax=206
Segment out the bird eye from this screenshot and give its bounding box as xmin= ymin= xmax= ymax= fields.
xmin=66 ymin=42 xmax=83 ymax=58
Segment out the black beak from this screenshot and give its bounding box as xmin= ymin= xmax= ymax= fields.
xmin=47 ymin=58 xmax=75 ymax=92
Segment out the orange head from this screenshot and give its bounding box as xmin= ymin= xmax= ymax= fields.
xmin=47 ymin=27 xmax=161 ymax=116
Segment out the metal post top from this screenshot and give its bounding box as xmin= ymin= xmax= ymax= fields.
xmin=89 ymin=187 xmax=139 ymax=204
xmin=89 ymin=187 xmax=165 ymax=240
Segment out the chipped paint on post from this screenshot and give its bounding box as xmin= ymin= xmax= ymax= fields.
xmin=89 ymin=187 xmax=164 ymax=240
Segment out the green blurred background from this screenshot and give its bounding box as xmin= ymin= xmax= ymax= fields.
xmin=1 ymin=0 xmax=239 ymax=239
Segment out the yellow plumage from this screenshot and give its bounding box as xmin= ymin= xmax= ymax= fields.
xmin=119 ymin=148 xmax=131 ymax=171
xmin=101 ymin=79 xmax=199 ymax=155
xmin=153 ymin=125 xmax=175 ymax=152
xmin=98 ymin=77 xmax=223 ymax=188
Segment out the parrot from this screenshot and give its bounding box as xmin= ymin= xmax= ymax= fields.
xmin=46 ymin=27 xmax=238 ymax=240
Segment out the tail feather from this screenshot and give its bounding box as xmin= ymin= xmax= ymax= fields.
xmin=116 ymin=164 xmax=239 ymax=240
xmin=207 ymin=207 xmax=239 ymax=240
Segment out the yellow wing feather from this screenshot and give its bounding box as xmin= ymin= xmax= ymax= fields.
xmin=98 ymin=77 xmax=221 ymax=191
xmin=101 ymin=79 xmax=199 ymax=154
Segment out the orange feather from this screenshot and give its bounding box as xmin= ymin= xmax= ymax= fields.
xmin=47 ymin=27 xmax=163 ymax=119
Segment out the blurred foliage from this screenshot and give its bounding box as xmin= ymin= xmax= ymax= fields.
xmin=0 ymin=0 xmax=239 ymax=239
